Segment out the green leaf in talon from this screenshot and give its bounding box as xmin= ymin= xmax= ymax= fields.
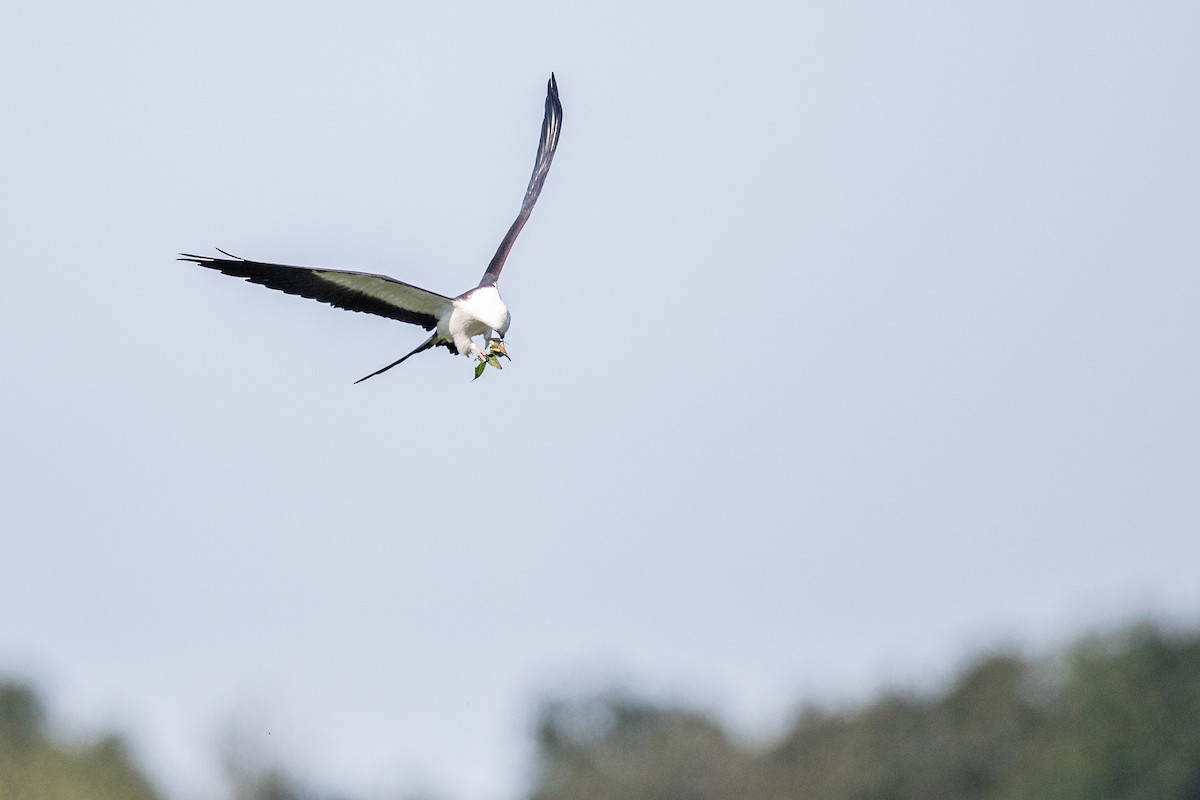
xmin=472 ymin=338 xmax=512 ymax=379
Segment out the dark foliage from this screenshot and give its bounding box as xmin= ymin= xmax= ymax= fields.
xmin=0 ymin=682 xmax=160 ymax=800
xmin=526 ymin=625 xmax=1200 ymax=800
xmin=3 ymin=623 xmax=1199 ymax=800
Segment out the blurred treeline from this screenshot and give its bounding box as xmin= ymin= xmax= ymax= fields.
xmin=531 ymin=623 xmax=1200 ymax=800
xmin=3 ymin=623 xmax=1200 ymax=800
xmin=0 ymin=683 xmax=158 ymax=800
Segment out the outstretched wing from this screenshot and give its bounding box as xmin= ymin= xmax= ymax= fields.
xmin=478 ymin=72 xmax=563 ymax=287
xmin=180 ymin=250 xmax=453 ymax=329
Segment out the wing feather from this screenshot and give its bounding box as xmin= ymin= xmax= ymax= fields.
xmin=180 ymin=251 xmax=452 ymax=329
xmin=479 ymin=73 xmax=563 ymax=286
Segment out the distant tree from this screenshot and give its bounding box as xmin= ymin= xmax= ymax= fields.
xmin=754 ymin=657 xmax=1042 ymax=800
xmin=524 ymin=625 xmax=1200 ymax=800
xmin=219 ymin=724 xmax=346 ymax=800
xmin=937 ymin=653 xmax=1048 ymax=795
xmin=0 ymin=682 xmax=44 ymax=747
xmin=0 ymin=681 xmax=161 ymax=800
xmin=998 ymin=624 xmax=1200 ymax=800
xmin=529 ymin=689 xmax=747 ymax=800
xmin=225 ymin=764 xmax=316 ymax=800
xmin=7 ymin=621 xmax=1200 ymax=800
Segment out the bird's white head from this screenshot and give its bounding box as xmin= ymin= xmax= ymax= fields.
xmin=461 ymin=285 xmax=511 ymax=340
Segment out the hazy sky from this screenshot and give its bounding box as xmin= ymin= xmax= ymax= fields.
xmin=1 ymin=2 xmax=1198 ymax=799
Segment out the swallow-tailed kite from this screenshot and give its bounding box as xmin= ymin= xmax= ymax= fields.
xmin=181 ymin=73 xmax=561 ymax=383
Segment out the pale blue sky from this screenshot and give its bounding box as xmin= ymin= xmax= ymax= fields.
xmin=1 ymin=2 xmax=1198 ymax=799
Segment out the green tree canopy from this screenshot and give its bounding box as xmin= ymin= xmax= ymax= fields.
xmin=0 ymin=682 xmax=160 ymax=800
xmin=527 ymin=625 xmax=1200 ymax=800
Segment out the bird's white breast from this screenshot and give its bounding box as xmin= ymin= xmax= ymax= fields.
xmin=456 ymin=286 xmax=509 ymax=331
xmin=442 ymin=286 xmax=510 ymax=354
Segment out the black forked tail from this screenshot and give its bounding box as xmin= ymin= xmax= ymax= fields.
xmin=354 ymin=334 xmax=439 ymax=384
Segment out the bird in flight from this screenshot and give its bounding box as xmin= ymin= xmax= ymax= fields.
xmin=181 ymin=73 xmax=562 ymax=383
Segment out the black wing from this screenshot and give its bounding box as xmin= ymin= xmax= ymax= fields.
xmin=180 ymin=250 xmax=453 ymax=329
xmin=478 ymin=73 xmax=563 ymax=287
